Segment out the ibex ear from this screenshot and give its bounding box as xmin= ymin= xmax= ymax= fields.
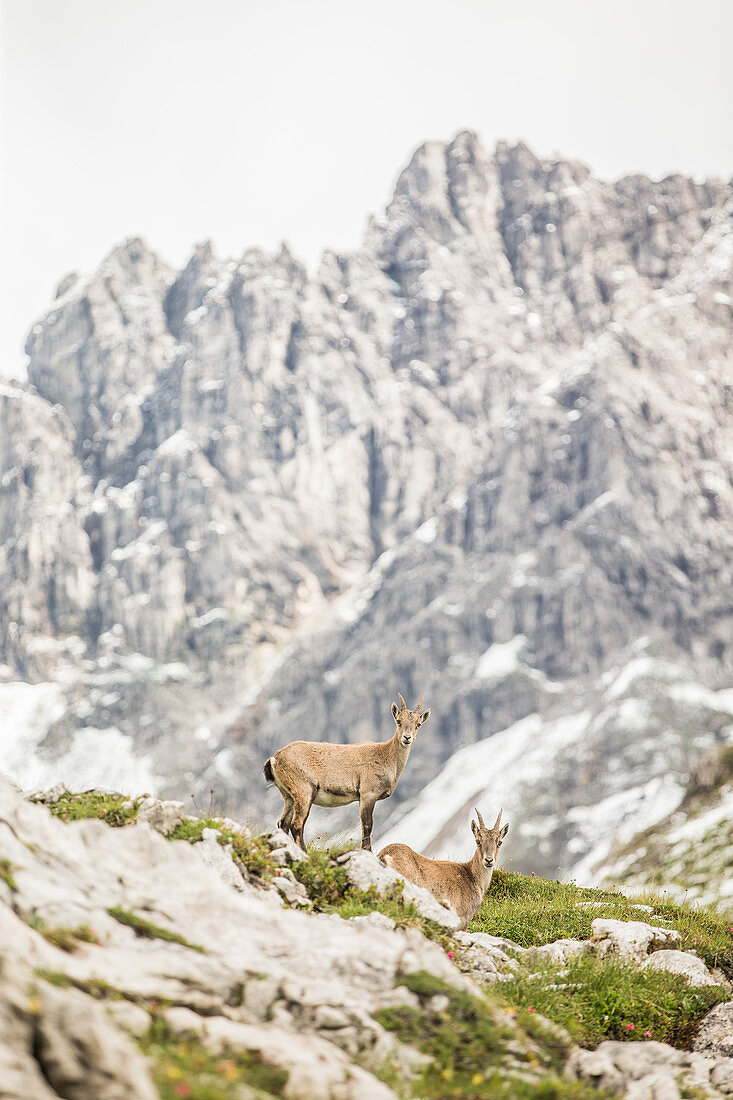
xmin=471 ymin=819 xmax=480 ymax=837
xmin=391 ymin=702 xmax=400 ymax=721
xmin=418 ymin=708 xmax=431 ymax=725
xmin=498 ymin=823 xmax=510 ymax=841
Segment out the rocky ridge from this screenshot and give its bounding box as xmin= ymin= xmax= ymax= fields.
xmin=1 ymin=132 xmax=732 ymax=883
xmin=592 ymin=743 xmax=733 ymax=913
xmin=2 ymin=777 xmax=733 ymax=1099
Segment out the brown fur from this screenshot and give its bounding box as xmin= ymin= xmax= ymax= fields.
xmin=263 ymin=694 xmax=430 ymax=850
xmin=378 ymin=808 xmax=509 ymax=929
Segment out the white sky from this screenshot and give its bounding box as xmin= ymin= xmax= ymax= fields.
xmin=1 ymin=0 xmax=732 ymax=381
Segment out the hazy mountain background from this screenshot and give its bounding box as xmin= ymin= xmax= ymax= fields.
xmin=2 ymin=131 xmax=732 ymax=893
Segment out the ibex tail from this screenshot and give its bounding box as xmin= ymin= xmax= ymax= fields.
xmin=263 ymin=758 xmax=275 ymax=784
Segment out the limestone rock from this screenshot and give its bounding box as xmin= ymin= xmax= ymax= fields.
xmin=136 ymin=797 xmax=187 ymax=835
xmin=337 ymin=849 xmax=462 ymax=931
xmin=591 ymin=918 xmax=681 ymax=959
xmin=527 ymin=938 xmax=592 ymax=964
xmin=2 ymin=773 xmax=486 ymax=1098
xmin=350 ymin=911 xmax=397 ymax=931
xmin=641 ymin=948 xmax=720 ymax=987
xmin=567 ymin=1039 xmax=733 ymax=1099
xmin=267 ymin=829 xmax=309 ymax=863
xmin=453 ymin=930 xmax=523 ymax=981
xmin=694 ymin=1002 xmax=733 ymax=1059
xmin=163 ymin=1010 xmax=397 ymax=1099
xmin=33 ymin=982 xmax=158 ymax=1100
xmin=272 ymin=869 xmax=312 ymax=907
xmin=190 ymin=827 xmax=247 ymax=892
xmin=455 ymin=931 xmax=524 ymax=954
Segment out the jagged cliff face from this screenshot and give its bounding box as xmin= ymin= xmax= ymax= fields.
xmin=2 ymin=133 xmax=732 ymax=880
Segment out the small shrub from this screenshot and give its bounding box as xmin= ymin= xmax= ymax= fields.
xmin=34 ymin=969 xmax=72 ymax=988
xmin=291 ymin=848 xmax=450 ymax=944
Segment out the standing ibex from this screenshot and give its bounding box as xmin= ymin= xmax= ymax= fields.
xmin=263 ymin=694 xmax=430 ymax=851
xmin=378 ymin=808 xmax=509 ymax=929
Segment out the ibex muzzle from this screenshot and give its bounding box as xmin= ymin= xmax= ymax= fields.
xmin=263 ymin=694 xmax=430 ymax=850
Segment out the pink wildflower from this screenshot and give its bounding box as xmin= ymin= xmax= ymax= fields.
xmin=447 ymin=950 xmax=455 ymax=959
xmin=174 ymin=1086 xmax=191 ymax=1098
xmin=527 ymin=1007 xmax=536 ymax=1014
xmin=644 ymin=1030 xmax=652 ymax=1038
xmin=625 ymin=1023 xmax=635 ymax=1031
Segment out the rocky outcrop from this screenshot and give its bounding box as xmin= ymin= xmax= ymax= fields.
xmin=0 ymin=775 xmax=469 ymax=1097
xmin=2 ymin=132 xmax=732 ymax=886
xmin=3 ymin=778 xmax=733 ymax=1099
xmin=568 ymin=1040 xmax=733 ymax=1098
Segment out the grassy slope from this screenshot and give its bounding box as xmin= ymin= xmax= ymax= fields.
xmin=34 ymin=791 xmax=733 ymax=1099
xmin=472 ymin=868 xmax=733 ymax=976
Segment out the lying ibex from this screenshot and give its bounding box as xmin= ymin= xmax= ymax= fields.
xmin=263 ymin=694 xmax=430 ymax=851
xmin=378 ymin=808 xmax=509 ymax=929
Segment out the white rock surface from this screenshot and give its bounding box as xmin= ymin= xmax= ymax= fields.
xmin=337 ymin=849 xmax=462 ymax=931
xmin=641 ymin=948 xmax=719 ymax=987
xmin=136 ymin=797 xmax=187 ymax=834
xmin=568 ymin=1040 xmax=733 ymax=1099
xmin=694 ymin=1002 xmax=733 ymax=1059
xmin=0 ymin=774 xmax=477 ymax=1097
xmin=591 ymin=918 xmax=681 ymax=959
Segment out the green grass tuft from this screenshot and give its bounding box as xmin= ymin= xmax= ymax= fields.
xmin=107 ymin=906 xmax=205 ymax=953
xmin=42 ymin=791 xmax=140 ymax=828
xmin=500 ymin=953 xmax=729 ymax=1050
xmin=34 ymin=969 xmax=72 ymax=988
xmin=28 ymin=914 xmax=101 ymax=952
xmin=139 ymin=1018 xmax=288 ymax=1099
xmin=0 ymin=857 xmax=18 ymax=891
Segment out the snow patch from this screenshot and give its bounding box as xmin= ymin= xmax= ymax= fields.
xmin=668 ymin=682 xmax=733 ymax=715
xmin=14 ymin=724 xmax=160 ymax=795
xmin=667 ymin=787 xmax=733 ymax=845
xmin=0 ymin=682 xmax=66 ymax=774
xmin=475 ymin=635 xmax=526 ymax=682
xmin=415 ymin=517 xmax=438 ymax=544
xmin=568 ymin=774 xmax=684 ymax=884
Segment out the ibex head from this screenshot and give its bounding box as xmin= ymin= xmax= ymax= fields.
xmin=471 ymin=807 xmax=510 ymax=870
xmin=391 ymin=693 xmax=431 ymax=747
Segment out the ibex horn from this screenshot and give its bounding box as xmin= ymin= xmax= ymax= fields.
xmin=474 ymin=807 xmax=485 ymax=829
xmin=398 ymin=693 xmax=406 ymax=711
xmin=493 ymin=808 xmax=503 ymax=830
xmin=416 ymin=696 xmax=424 ymax=713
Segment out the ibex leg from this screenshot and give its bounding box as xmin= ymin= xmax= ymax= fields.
xmin=359 ymin=796 xmax=377 ymax=851
xmin=290 ymin=787 xmax=315 ymax=851
xmin=278 ymin=795 xmax=294 ymax=833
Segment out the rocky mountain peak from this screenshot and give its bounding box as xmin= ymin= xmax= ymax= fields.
xmin=2 ymin=133 xmax=732 ymax=886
